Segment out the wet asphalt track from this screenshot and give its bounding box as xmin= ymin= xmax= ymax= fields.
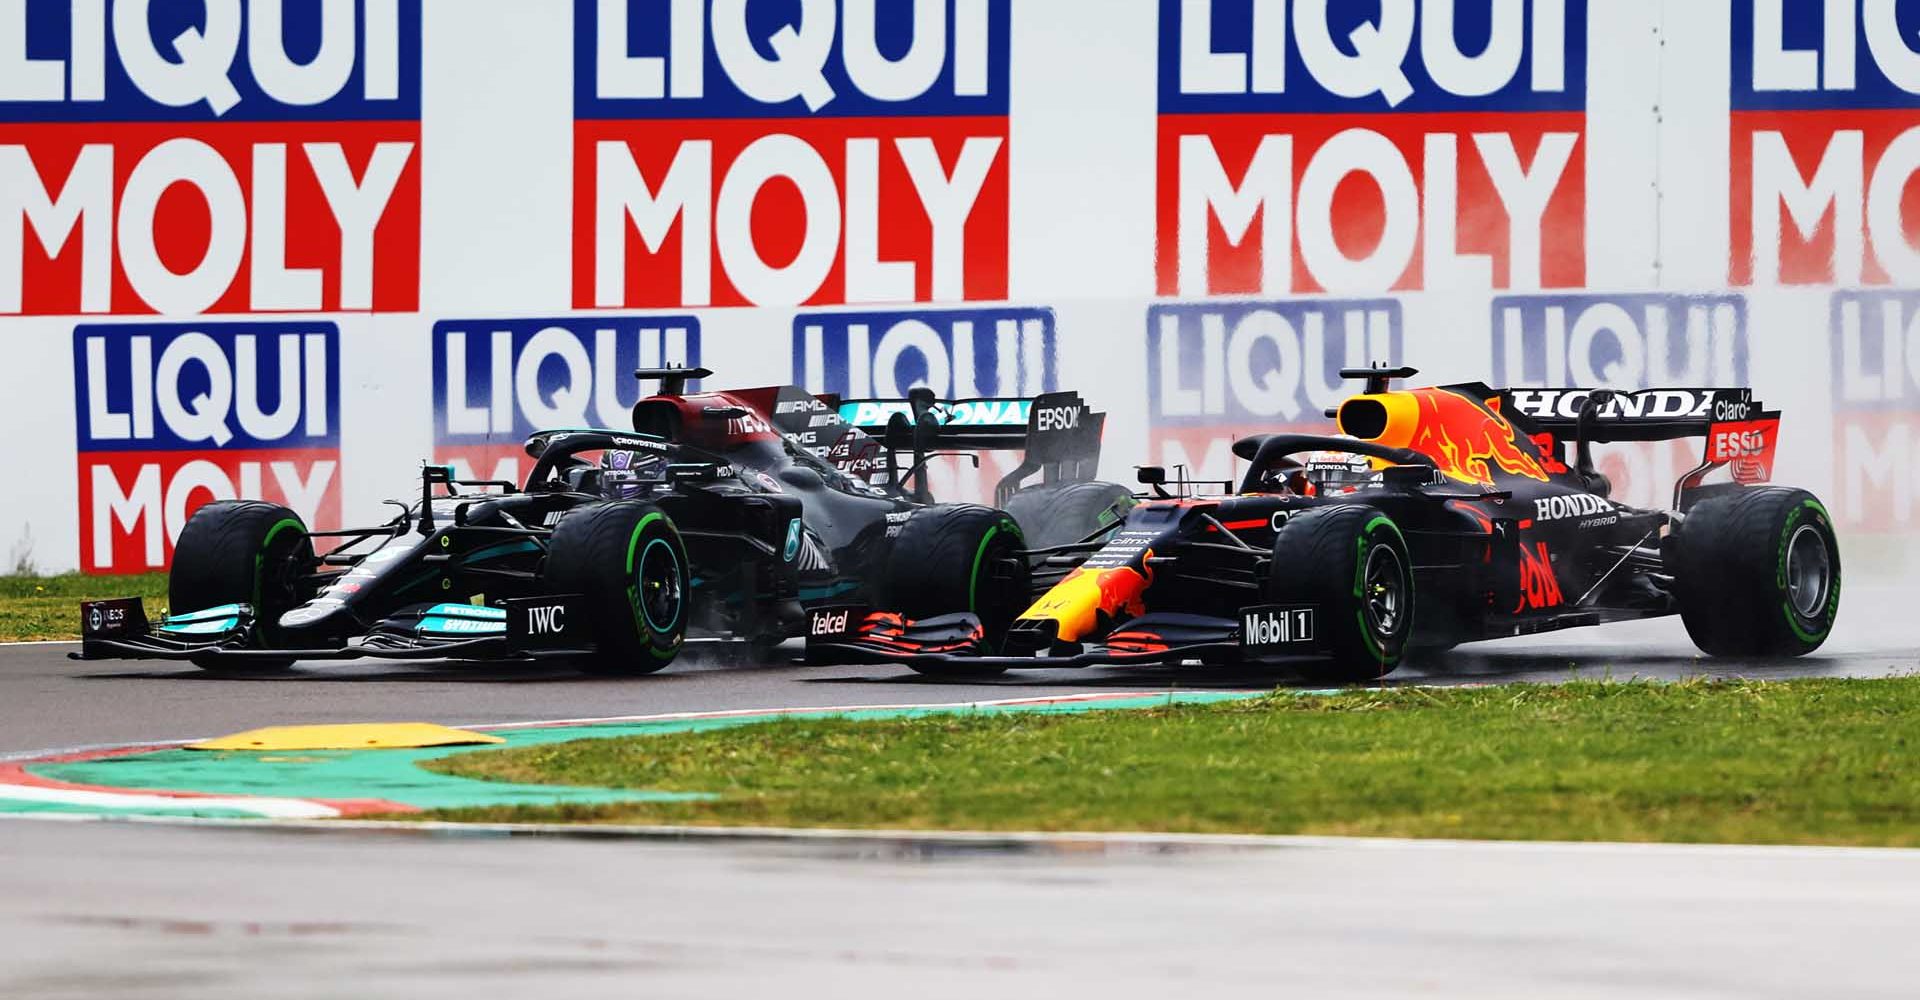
xmin=1 ymin=582 xmax=1915 ymax=997
xmin=0 ymin=584 xmax=1911 ymax=754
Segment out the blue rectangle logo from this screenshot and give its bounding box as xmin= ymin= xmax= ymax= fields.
xmin=576 ymin=0 xmax=1011 ymax=120
xmin=73 ymin=321 xmax=341 ymax=452
xmin=793 ymin=306 xmax=1054 ymax=399
xmin=432 ymin=316 xmax=704 ymax=446
xmin=1491 ymin=293 xmax=1750 ymax=389
xmin=1157 ymin=0 xmax=1587 ymax=114
xmin=1733 ymin=0 xmax=1920 ymax=111
xmin=1147 ymin=298 xmax=1404 ymax=426
xmin=0 ymin=0 xmax=422 ymax=123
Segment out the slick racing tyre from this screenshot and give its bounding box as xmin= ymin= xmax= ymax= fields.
xmin=881 ymin=504 xmax=1029 ymax=676
xmin=1268 ymin=505 xmax=1414 ymax=684
xmin=170 ymin=500 xmax=315 ymax=669
xmin=1002 ymin=481 xmax=1135 ymax=551
xmin=1670 ymin=487 xmax=1841 ymax=657
xmin=546 ymin=501 xmax=689 ymax=674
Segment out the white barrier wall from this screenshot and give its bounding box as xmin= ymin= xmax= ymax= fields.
xmin=1 ymin=0 xmax=1916 ymax=576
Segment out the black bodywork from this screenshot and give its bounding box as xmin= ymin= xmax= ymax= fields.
xmin=75 ymin=368 xmax=1108 ymax=668
xmin=809 ymin=368 xmax=1790 ymax=671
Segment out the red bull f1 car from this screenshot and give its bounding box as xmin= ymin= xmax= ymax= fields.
xmin=808 ymin=366 xmax=1842 ymax=682
xmin=74 ymin=368 xmax=1130 ymax=674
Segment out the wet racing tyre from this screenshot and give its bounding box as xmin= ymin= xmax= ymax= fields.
xmin=1001 ymin=481 xmax=1135 ymax=551
xmin=546 ymin=501 xmax=689 ymax=674
xmin=1669 ymin=487 xmax=1841 ymax=657
xmin=880 ymin=504 xmax=1029 ymax=676
xmin=170 ymin=500 xmax=315 ymax=669
xmin=1267 ymin=505 xmax=1414 ymax=684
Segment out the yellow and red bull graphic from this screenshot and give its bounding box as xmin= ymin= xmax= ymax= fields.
xmin=1341 ymin=387 xmax=1550 ymax=486
xmin=1017 ymin=528 xmax=1160 ymax=642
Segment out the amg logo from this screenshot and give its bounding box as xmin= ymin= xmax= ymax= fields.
xmin=1534 ymin=494 xmax=1615 ymax=521
xmin=810 ymin=609 xmax=852 ymax=637
xmin=1241 ymin=606 xmax=1314 ymax=648
xmin=525 ymin=605 xmax=567 ymax=635
xmin=1035 ymin=406 xmax=1080 ymax=432
xmin=777 ymin=399 xmax=829 ymax=415
xmin=542 ymin=511 xmax=566 ymax=527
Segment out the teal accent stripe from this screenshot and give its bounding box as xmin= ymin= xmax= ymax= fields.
xmin=419 ymin=617 xmax=506 ymax=635
xmin=426 ymin=604 xmax=505 ymax=620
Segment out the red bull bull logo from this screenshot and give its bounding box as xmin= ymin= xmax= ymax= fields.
xmin=1341 ymin=388 xmax=1550 ymax=486
xmin=1019 ymin=527 xmax=1160 ymax=642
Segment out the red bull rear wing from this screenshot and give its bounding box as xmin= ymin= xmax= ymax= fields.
xmin=1504 ymin=386 xmax=1782 ymax=485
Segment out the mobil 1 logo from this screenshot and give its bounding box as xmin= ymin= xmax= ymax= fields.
xmin=1239 ymin=604 xmax=1316 ymax=654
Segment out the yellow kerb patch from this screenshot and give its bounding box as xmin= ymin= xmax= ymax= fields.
xmin=187 ymin=723 xmax=507 ymax=752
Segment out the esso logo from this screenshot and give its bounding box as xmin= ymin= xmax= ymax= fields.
xmin=1492 ymin=293 xmax=1749 ymax=389
xmin=1713 ymin=430 xmax=1769 ymax=458
xmin=795 ymin=307 xmax=1054 ymax=399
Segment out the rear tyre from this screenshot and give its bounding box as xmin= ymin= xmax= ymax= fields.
xmin=1670 ymin=487 xmax=1841 ymax=657
xmin=1001 ymin=481 xmax=1134 ymax=550
xmin=880 ymin=504 xmax=1028 ymax=677
xmin=170 ymin=500 xmax=314 ymax=670
xmin=546 ymin=501 xmax=689 ymax=675
xmin=1267 ymin=506 xmax=1414 ymax=684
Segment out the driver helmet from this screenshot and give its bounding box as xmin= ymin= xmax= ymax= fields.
xmin=1301 ymin=450 xmax=1377 ymax=496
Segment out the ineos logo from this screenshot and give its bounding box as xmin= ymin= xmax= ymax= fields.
xmin=526 ymin=605 xmax=566 ymax=635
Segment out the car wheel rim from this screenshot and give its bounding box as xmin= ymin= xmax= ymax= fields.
xmin=637 ymin=538 xmax=684 ymax=634
xmin=1785 ymin=524 xmax=1830 ymax=619
xmin=1364 ymin=545 xmax=1404 ymax=637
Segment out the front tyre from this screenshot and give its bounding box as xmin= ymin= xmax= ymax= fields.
xmin=880 ymin=504 xmax=1028 ymax=677
xmin=546 ymin=501 xmax=689 ymax=675
xmin=1268 ymin=506 xmax=1414 ymax=684
xmin=1670 ymin=487 xmax=1841 ymax=657
xmin=170 ymin=500 xmax=315 ymax=669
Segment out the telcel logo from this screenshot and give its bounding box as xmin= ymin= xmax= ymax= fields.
xmin=810 ymin=608 xmax=853 ymax=637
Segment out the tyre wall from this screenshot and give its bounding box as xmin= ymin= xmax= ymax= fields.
xmin=1 ymin=1 xmax=1914 ymax=576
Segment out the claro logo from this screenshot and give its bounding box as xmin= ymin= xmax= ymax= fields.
xmin=74 ymin=322 xmax=342 ymax=573
xmin=577 ymin=0 xmax=1012 ymax=308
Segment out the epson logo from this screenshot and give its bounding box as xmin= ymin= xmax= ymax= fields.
xmin=1493 ymin=294 xmax=1749 ymax=389
xmin=1240 ymin=605 xmax=1314 ymax=649
xmin=797 ymin=307 xmax=1055 ymax=399
xmin=525 ymin=605 xmax=566 ymax=636
xmin=1035 ymin=406 xmax=1080 ymax=433
xmin=1533 ymin=494 xmax=1615 ymax=522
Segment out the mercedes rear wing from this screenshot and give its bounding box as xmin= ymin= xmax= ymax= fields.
xmin=834 ymin=389 xmax=1106 ymax=504
xmin=1502 ymin=386 xmax=1783 ymax=503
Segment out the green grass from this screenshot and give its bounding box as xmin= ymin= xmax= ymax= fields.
xmin=423 ymin=679 xmax=1920 ymax=846
xmin=0 ymin=573 xmax=168 ymax=641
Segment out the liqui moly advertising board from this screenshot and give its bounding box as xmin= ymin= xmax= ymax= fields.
xmin=2 ymin=0 xmax=423 ymax=315
xmin=74 ymin=321 xmax=341 ymax=572
xmin=1157 ymin=0 xmax=1587 ymax=297
xmin=577 ymin=0 xmax=1012 ymax=308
